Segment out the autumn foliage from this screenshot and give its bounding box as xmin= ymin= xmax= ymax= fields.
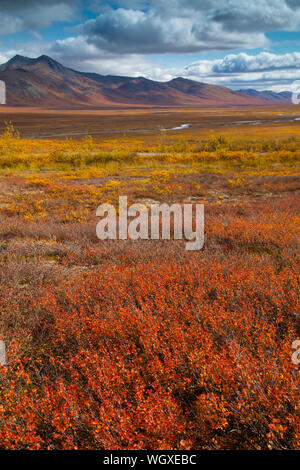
xmin=0 ymin=123 xmax=299 ymax=449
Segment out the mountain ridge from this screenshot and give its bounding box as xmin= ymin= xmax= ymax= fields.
xmin=0 ymin=54 xmax=292 ymax=108
xmin=238 ymin=88 xmax=292 ymax=103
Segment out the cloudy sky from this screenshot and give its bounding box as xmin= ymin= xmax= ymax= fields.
xmin=0 ymin=0 xmax=300 ymax=90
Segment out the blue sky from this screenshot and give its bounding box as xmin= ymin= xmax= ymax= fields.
xmin=1 ymin=0 xmax=300 ymax=90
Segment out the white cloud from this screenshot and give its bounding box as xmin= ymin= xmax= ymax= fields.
xmin=183 ymin=52 xmax=300 ymax=90
xmin=211 ymin=51 xmax=300 ymax=73
xmin=79 ymin=5 xmax=269 ymax=54
xmin=74 ymin=1 xmax=300 ymax=54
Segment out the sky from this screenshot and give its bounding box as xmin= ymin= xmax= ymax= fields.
xmin=0 ymin=0 xmax=300 ymax=91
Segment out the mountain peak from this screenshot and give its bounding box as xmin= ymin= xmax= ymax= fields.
xmin=34 ymin=55 xmax=70 ymax=74
xmin=0 ymin=54 xmax=69 ymax=73
xmin=0 ymin=54 xmax=35 ymax=71
xmin=9 ymin=54 xmax=25 ymax=61
xmin=169 ymin=77 xmax=188 ymax=83
xmin=36 ymin=55 xmax=62 ymax=67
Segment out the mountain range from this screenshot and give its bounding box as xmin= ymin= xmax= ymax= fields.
xmin=238 ymin=89 xmax=292 ymax=103
xmin=0 ymin=55 xmax=293 ymax=108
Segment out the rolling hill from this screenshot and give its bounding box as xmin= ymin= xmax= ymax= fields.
xmin=0 ymin=54 xmax=292 ymax=108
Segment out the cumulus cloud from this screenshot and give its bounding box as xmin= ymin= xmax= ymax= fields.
xmin=183 ymin=51 xmax=300 ymax=91
xmin=185 ymin=51 xmax=300 ymax=75
xmin=79 ymin=5 xmax=268 ymax=54
xmin=0 ymin=0 xmax=80 ymax=35
xmin=210 ymin=1 xmax=300 ymax=32
xmin=2 ymin=1 xmax=300 ymax=57
xmin=76 ymin=0 xmax=300 ymax=54
xmin=211 ymin=52 xmax=300 ymax=73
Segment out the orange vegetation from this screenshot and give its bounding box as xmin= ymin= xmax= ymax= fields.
xmin=0 ymin=123 xmax=299 ymax=449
